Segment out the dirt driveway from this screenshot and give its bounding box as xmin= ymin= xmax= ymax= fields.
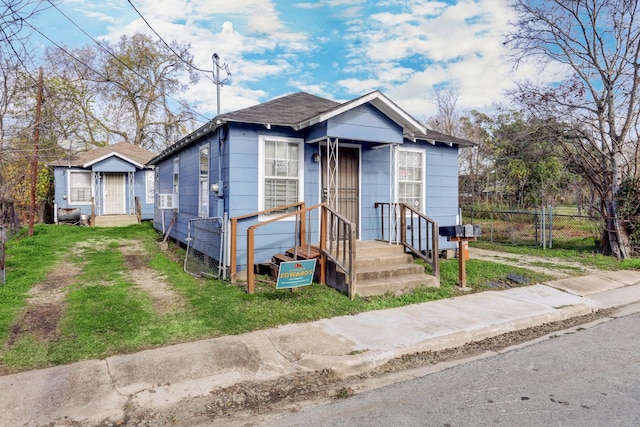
xmin=3 ymin=238 xmax=186 ymax=375
xmin=469 ymin=247 xmax=603 ymax=278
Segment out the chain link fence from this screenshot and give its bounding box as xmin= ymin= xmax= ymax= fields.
xmin=184 ymin=216 xmax=227 ymax=279
xmin=461 ymin=207 xmax=602 ymax=249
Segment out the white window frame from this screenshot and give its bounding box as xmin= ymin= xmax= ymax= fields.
xmin=398 ymin=147 xmax=426 ymax=213
xmin=67 ymin=170 xmax=93 ymax=205
xmin=258 ymin=135 xmax=304 ymax=220
xmin=145 ymin=170 xmax=155 ymax=204
xmin=199 ymin=145 xmax=209 ymax=217
xmin=173 ymin=157 xmax=179 ymax=193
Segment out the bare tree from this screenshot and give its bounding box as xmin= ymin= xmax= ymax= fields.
xmin=506 ymin=0 xmax=640 ymax=258
xmin=43 ymin=33 xmax=199 ymax=151
xmin=427 ymin=89 xmax=461 ymax=136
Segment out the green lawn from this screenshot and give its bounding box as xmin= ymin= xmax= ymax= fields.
xmin=0 ymin=222 xmax=626 ymax=373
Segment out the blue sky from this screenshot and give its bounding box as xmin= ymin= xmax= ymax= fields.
xmin=30 ymin=0 xmax=546 ymax=126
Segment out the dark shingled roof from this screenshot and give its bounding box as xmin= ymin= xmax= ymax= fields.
xmin=50 ymin=141 xmax=156 ymax=168
xmin=216 ymin=92 xmax=340 ymax=127
xmin=149 ymin=91 xmax=476 ymax=164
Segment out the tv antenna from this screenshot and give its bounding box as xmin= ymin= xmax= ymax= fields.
xmin=212 ymin=53 xmax=232 ymax=116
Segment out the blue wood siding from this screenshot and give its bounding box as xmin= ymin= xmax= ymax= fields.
xmin=151 ymin=101 xmax=463 ymax=275
xmin=134 ymin=170 xmax=154 ymax=220
xmin=425 ymin=144 xmax=460 ymax=249
xmin=54 ymin=166 xmax=153 ymax=220
xmin=327 ymin=104 xmax=403 ymax=143
xmin=53 ymin=168 xmax=93 ymax=217
xmin=360 ymin=142 xmax=392 ymax=240
xmin=92 ymin=157 xmax=136 ymax=172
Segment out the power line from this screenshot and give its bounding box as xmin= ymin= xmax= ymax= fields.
xmin=25 ymin=18 xmax=212 ymax=126
xmin=125 ymin=0 xmax=215 ymax=76
xmin=44 ymin=0 xmax=213 ymax=124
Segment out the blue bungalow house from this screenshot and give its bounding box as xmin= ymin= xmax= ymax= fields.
xmin=149 ymin=91 xmax=474 ymax=297
xmin=51 ymin=142 xmax=156 ymax=226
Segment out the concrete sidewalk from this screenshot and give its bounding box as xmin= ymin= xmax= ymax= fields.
xmin=3 ymin=271 xmax=640 ymax=426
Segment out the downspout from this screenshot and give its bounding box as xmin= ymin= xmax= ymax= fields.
xmin=216 ymin=124 xmax=228 ymax=216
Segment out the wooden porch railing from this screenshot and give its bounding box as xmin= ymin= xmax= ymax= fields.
xmin=324 ymin=206 xmax=357 ymax=299
xmin=229 ymin=202 xmax=357 ymax=299
xmin=245 ymin=202 xmax=325 ymax=294
xmin=229 ymin=201 xmax=306 ymax=283
xmin=375 ymin=202 xmax=440 ymax=279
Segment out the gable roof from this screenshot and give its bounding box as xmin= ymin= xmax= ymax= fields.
xmin=216 ymin=90 xmax=428 ymax=139
xmin=150 ymin=91 xmax=475 ymax=164
xmin=50 ymin=142 xmax=156 ymax=169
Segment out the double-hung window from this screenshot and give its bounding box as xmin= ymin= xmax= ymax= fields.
xmin=69 ymin=171 xmax=92 ymax=204
xmin=398 ymin=148 xmax=425 ymax=211
xmin=145 ymin=170 xmax=154 ymax=204
xmin=259 ymin=136 xmax=304 ymax=215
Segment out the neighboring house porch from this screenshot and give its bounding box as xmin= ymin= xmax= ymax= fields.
xmin=51 ymin=142 xmax=156 ymax=227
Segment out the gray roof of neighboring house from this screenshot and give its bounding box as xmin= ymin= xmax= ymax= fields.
xmin=50 ymin=142 xmax=156 ymax=168
xmin=149 ymin=91 xmax=475 ymax=165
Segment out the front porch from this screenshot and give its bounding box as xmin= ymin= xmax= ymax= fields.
xmin=271 ymin=240 xmax=439 ymax=297
xmin=230 ymin=202 xmax=440 ymax=299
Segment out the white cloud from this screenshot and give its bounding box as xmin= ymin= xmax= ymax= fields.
xmin=44 ymin=0 xmax=563 ymax=124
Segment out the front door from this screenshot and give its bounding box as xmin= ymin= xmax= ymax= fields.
xmin=103 ymin=173 xmax=125 ymax=214
xmin=322 ymin=146 xmax=360 ymax=236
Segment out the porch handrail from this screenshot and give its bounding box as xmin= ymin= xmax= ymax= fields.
xmin=375 ymin=202 xmax=440 ymax=280
xmin=230 ymin=201 xmax=357 ymax=299
xmin=245 ymin=202 xmax=327 ymax=294
xmin=229 ymin=201 xmax=306 ymax=282
xmin=322 ymin=205 xmax=357 ymax=299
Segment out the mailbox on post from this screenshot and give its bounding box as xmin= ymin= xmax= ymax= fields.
xmin=439 ymin=224 xmax=482 ymax=289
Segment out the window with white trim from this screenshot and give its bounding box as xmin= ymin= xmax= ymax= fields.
xmin=398 ymin=148 xmax=425 ymax=211
xmin=173 ymin=157 xmax=179 ymax=194
xmin=145 ymin=170 xmax=154 ymax=204
xmin=69 ymin=171 xmax=92 ymax=204
xmin=259 ymin=136 xmax=304 ymax=215
xmin=199 ymin=145 xmax=209 ymax=217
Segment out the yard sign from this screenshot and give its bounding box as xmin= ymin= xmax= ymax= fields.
xmin=276 ymin=259 xmax=316 ymax=289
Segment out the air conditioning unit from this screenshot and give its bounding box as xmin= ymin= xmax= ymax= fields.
xmin=158 ymin=193 xmax=177 ymax=209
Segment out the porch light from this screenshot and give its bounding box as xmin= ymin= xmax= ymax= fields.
xmin=312 ymin=152 xmax=320 ymax=163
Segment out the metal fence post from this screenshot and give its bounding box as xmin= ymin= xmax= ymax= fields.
xmin=548 ymin=205 xmax=553 ymax=249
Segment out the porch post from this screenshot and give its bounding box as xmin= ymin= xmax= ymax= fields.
xmin=92 ymin=172 xmax=101 ymax=216
xmin=326 ymin=137 xmax=339 ymax=238
xmin=128 ymin=171 xmax=134 ymax=215
xmin=389 ymin=144 xmax=399 ymax=243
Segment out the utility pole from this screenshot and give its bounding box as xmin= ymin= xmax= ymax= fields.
xmin=212 ymin=53 xmax=231 ymax=116
xmin=28 ymin=68 xmax=43 ymax=237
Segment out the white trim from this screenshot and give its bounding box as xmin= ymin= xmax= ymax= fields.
xmin=173 ymin=157 xmax=180 ymax=212
xmin=318 ymin=141 xmax=362 ymax=239
xmin=145 ymin=170 xmax=154 ymax=204
xmin=294 ymin=90 xmax=426 ymax=138
xmin=258 ymin=135 xmax=305 ymax=221
xmin=82 ymin=152 xmax=145 ymax=169
xmin=199 ymin=144 xmax=209 ymax=218
xmin=103 ymin=173 xmax=127 ymax=214
xmin=398 ymin=147 xmax=426 ymax=214
xmin=67 ymin=170 xmax=93 ymax=205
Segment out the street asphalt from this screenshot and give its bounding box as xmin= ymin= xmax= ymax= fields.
xmin=2 ymin=265 xmax=640 ymax=426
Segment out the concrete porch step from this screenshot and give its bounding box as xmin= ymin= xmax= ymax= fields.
xmin=323 ymin=240 xmax=440 ymax=298
xmin=93 ymin=215 xmax=139 ymax=227
xmin=356 ymin=274 xmax=440 ymax=297
xmin=355 ymin=262 xmax=425 ymax=281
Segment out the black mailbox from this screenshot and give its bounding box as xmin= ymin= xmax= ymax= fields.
xmin=439 ymin=224 xmax=481 ymax=238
